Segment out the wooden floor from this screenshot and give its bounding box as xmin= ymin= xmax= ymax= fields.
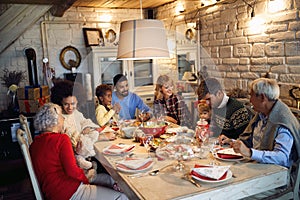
xmin=0 ymin=159 xmax=35 ymax=200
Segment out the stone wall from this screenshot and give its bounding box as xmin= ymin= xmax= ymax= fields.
xmin=0 ymin=0 xmax=299 ymax=111
xmin=0 ymin=7 xmax=169 ymax=111
xmin=157 ymin=0 xmax=300 ymax=108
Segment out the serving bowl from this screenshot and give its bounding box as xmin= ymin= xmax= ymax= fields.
xmin=121 ymin=126 xmax=137 ymax=139
xmin=139 ymin=122 xmax=168 ymax=138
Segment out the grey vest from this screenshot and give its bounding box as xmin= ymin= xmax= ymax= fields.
xmin=240 ymin=100 xmax=300 ymax=161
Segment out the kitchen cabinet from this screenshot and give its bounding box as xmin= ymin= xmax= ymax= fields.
xmin=88 ymin=47 xmax=156 ymax=105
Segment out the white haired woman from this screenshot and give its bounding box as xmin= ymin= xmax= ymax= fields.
xmin=30 ymin=103 xmax=128 ymax=200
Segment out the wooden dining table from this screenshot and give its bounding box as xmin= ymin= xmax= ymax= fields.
xmin=94 ymin=136 xmax=288 ymax=200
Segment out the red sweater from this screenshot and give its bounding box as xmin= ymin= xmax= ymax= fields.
xmin=30 ymin=132 xmax=89 ymax=200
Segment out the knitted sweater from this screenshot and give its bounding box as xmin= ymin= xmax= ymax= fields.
xmin=211 ymin=98 xmax=251 ymax=139
xmin=240 ymin=100 xmax=300 ymax=161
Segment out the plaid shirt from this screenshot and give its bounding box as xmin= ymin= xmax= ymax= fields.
xmin=153 ymin=94 xmax=192 ymax=128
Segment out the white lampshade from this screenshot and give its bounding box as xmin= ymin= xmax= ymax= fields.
xmin=117 ymin=19 xmax=169 ymax=60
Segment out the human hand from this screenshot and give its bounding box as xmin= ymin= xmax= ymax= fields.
xmin=82 ymin=127 xmax=91 ymax=135
xmin=138 ymin=112 xmax=150 ymax=122
xmin=75 ymin=140 xmax=83 ymax=155
xmin=164 ymin=116 xmax=177 ymax=124
xmin=113 ymin=103 xmax=121 ymax=114
xmin=218 ymin=134 xmax=232 ymax=145
xmin=232 ymin=139 xmax=251 ymax=157
xmin=99 ymin=132 xmax=116 ymax=141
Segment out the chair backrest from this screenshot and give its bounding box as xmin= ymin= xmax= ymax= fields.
xmin=19 ymin=114 xmax=33 ymax=145
xmin=17 ymin=129 xmax=43 ymax=200
xmin=291 ymin=159 xmax=300 ymax=200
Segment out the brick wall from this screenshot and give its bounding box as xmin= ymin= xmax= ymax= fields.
xmin=157 ymin=0 xmax=300 ymax=108
xmin=0 ymin=0 xmax=299 ymax=111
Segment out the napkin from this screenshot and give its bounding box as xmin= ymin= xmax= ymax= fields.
xmin=103 ymin=144 xmax=135 ymax=155
xmin=217 ymin=148 xmax=243 ymax=159
xmin=191 ymin=165 xmax=230 ymax=180
xmin=116 ymin=157 xmax=153 ymax=170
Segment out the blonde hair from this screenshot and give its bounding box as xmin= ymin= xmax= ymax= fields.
xmin=154 ymin=75 xmax=176 ymax=100
xmin=198 ymin=102 xmax=210 ymax=113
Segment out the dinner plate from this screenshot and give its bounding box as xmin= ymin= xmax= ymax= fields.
xmin=192 ymin=170 xmax=232 ymax=183
xmin=214 ymin=148 xmax=244 ymax=161
xmin=103 ymin=144 xmax=135 ymax=156
xmin=116 ymin=159 xmax=154 ymax=173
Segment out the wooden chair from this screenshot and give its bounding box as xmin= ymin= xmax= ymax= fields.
xmin=17 ymin=128 xmax=43 ymax=200
xmin=19 ymin=114 xmax=33 ymax=145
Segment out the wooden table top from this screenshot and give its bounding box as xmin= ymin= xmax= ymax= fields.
xmin=94 ymin=137 xmax=288 ymax=200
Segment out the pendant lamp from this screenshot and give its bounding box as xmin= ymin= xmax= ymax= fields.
xmin=117 ymin=2 xmax=169 ymax=60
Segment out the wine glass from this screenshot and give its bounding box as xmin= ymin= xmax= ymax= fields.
xmin=142 ymin=134 xmax=153 ymax=158
xmin=139 ymin=109 xmax=146 ymax=127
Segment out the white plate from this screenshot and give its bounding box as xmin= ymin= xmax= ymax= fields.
xmin=192 ymin=170 xmax=232 ymax=183
xmin=213 ymin=153 xmax=244 ymax=162
xmin=103 ymin=144 xmax=135 ymax=156
xmin=116 ymin=160 xmax=154 ymax=173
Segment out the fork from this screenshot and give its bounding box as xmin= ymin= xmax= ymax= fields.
xmin=182 ymin=173 xmax=201 ymax=187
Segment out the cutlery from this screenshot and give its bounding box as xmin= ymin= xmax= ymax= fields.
xmin=128 ymin=164 xmax=172 ymax=178
xmin=182 ymin=173 xmax=201 ymax=188
xmin=149 ymin=164 xmax=173 ymax=176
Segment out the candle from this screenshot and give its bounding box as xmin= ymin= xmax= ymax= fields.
xmin=85 ymin=73 xmax=93 ymax=101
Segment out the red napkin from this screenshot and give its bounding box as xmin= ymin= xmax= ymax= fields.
xmin=109 ymin=144 xmax=123 ymax=149
xmin=191 ymin=164 xmax=227 ymax=181
xmin=217 ymin=153 xmax=243 ymax=159
xmin=103 ymin=144 xmax=135 ymax=154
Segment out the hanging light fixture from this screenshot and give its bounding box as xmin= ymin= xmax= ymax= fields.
xmin=117 ymin=0 xmax=169 ymax=60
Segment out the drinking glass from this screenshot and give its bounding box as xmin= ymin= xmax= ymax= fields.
xmin=142 ymin=134 xmax=153 ymax=158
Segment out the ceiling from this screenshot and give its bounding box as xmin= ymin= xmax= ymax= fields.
xmin=1 ymin=0 xmax=177 ymax=8
xmin=1 ymin=0 xmax=180 ymax=16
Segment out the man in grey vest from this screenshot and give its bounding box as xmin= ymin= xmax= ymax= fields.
xmin=220 ymin=78 xmax=300 ymax=168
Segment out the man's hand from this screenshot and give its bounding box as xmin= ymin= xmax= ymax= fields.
xmin=218 ymin=134 xmax=232 ymax=145
xmin=232 ymin=139 xmax=251 ymax=157
xmin=138 ymin=112 xmax=151 ymax=122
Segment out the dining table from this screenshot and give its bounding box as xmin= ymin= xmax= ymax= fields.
xmin=94 ymin=130 xmax=288 ymax=200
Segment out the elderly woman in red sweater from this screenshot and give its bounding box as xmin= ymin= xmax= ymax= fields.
xmin=30 ymin=103 xmax=128 ymax=200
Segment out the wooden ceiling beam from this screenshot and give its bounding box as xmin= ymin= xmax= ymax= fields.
xmin=50 ymin=0 xmax=77 ymax=17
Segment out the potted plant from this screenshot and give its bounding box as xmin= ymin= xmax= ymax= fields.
xmin=0 ymin=68 xmax=26 ymax=112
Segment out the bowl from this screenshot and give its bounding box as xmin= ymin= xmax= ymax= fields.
xmin=139 ymin=125 xmax=167 ymax=138
xmin=121 ymin=126 xmax=137 ymax=139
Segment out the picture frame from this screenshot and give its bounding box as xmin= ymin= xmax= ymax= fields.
xmin=83 ymin=28 xmax=104 ymax=47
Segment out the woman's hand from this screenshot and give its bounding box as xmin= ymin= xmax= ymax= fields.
xmin=163 ymin=116 xmax=177 ymax=124
xmin=99 ymin=132 xmax=116 ymax=141
xmin=75 ymin=140 xmax=83 ymax=155
xmin=82 ymin=127 xmax=91 ymax=135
